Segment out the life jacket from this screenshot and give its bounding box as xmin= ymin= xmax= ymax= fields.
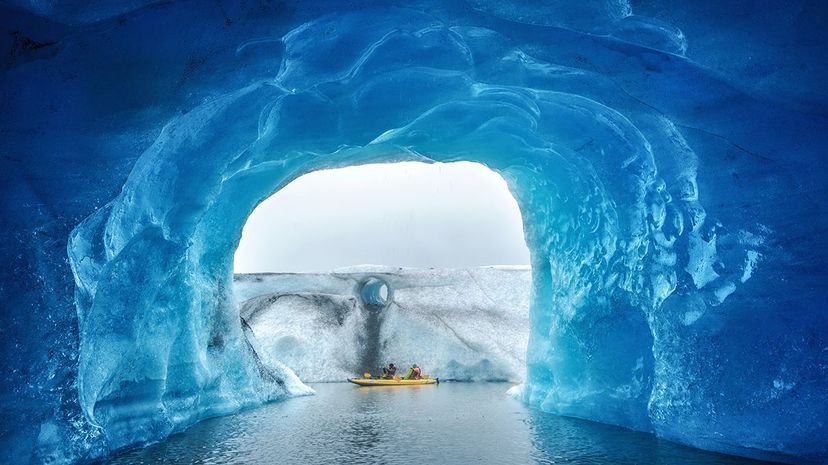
xmin=412 ymin=366 xmax=421 ymax=378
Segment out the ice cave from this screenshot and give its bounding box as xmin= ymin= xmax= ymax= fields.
xmin=1 ymin=0 xmax=826 ymax=464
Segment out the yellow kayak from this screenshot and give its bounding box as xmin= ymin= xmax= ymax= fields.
xmin=348 ymin=377 xmax=438 ymax=386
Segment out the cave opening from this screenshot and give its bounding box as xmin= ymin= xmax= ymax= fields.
xmin=230 ymin=161 xmax=532 ymax=385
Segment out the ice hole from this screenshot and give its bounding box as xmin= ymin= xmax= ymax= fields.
xmin=360 ymin=277 xmax=390 ymax=307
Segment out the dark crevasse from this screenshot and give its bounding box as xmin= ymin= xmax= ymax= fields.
xmin=0 ymin=1 xmax=826 ymax=464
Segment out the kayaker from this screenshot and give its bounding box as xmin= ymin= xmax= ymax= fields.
xmin=382 ymin=363 xmax=397 ymax=379
xmin=404 ymin=364 xmax=421 ymax=380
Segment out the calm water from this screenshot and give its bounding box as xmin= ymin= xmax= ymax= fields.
xmin=107 ymin=383 xmax=773 ymax=465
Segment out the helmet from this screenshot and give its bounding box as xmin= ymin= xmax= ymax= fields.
xmin=413 ymin=364 xmax=418 ymax=368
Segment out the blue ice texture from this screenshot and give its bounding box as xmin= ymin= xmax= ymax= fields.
xmin=0 ymin=0 xmax=826 ymax=464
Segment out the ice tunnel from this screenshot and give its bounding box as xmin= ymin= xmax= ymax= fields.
xmin=1 ymin=1 xmax=827 ymax=464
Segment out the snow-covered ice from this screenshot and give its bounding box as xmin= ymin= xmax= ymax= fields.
xmin=236 ymin=266 xmax=531 ymax=382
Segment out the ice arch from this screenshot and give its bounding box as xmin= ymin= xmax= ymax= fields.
xmin=68 ymin=77 xmax=665 ymax=455
xmin=14 ymin=3 xmax=815 ymax=465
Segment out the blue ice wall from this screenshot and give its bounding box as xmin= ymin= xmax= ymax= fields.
xmin=1 ymin=1 xmax=826 ymax=464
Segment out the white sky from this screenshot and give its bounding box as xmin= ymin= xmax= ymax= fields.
xmin=233 ymin=161 xmax=530 ymax=273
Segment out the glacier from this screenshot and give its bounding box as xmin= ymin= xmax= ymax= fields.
xmin=1 ymin=0 xmax=827 ymax=464
xmin=235 ymin=266 xmax=531 ymax=382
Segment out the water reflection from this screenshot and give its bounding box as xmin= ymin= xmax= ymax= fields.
xmin=106 ymin=383 xmax=775 ymax=465
xmin=340 ymin=385 xmax=384 ymax=455
xmin=526 ymin=409 xmax=769 ymax=465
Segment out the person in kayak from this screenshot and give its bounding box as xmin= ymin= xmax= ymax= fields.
xmin=404 ymin=364 xmax=421 ymax=380
xmin=381 ymin=363 xmax=397 ymax=379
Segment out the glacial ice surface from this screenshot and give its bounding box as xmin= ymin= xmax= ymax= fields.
xmin=1 ymin=1 xmax=827 ymax=464
xmin=236 ymin=266 xmax=530 ymax=382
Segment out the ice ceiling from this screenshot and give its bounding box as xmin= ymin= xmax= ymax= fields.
xmin=1 ymin=1 xmax=826 ymax=464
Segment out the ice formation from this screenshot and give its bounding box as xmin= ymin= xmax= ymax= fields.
xmin=236 ymin=266 xmax=530 ymax=382
xmin=1 ymin=1 xmax=827 ymax=464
